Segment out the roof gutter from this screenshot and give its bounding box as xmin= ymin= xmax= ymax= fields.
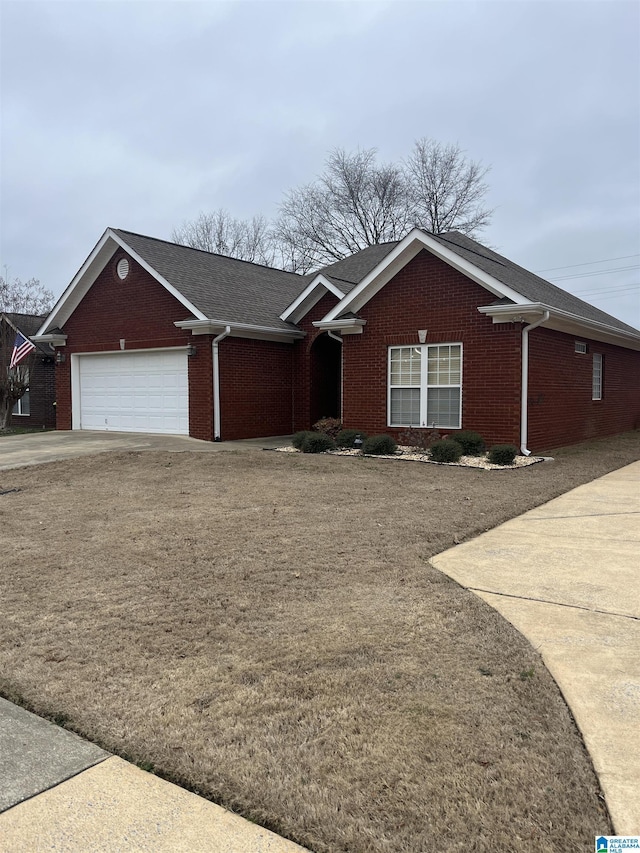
xmin=478 ymin=302 xmax=640 ymax=349
xmin=212 ymin=326 xmax=230 ymax=441
xmin=520 ymin=311 xmax=549 ymax=456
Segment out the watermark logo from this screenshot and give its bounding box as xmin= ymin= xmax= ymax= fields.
xmin=596 ymin=837 xmax=640 ymax=852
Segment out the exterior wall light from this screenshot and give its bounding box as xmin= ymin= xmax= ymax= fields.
xmin=55 ymin=351 xmax=66 ymax=364
xmin=187 ymin=344 xmax=197 ymax=357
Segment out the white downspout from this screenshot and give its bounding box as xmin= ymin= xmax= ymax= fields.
xmin=520 ymin=311 xmax=549 ymax=456
xmin=212 ymin=326 xmax=231 ymax=441
xmin=327 ymin=330 xmax=343 ymax=422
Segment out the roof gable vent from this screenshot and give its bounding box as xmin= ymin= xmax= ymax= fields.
xmin=116 ymin=258 xmax=130 ymax=280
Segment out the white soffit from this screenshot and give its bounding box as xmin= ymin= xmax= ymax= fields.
xmin=479 ymin=303 xmax=640 ymax=351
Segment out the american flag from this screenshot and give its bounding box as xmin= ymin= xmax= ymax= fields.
xmin=9 ymin=331 xmax=36 ymax=369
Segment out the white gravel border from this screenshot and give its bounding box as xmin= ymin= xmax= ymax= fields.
xmin=274 ymin=445 xmax=546 ymax=470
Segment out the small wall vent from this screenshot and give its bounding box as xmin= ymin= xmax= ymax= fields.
xmin=116 ymin=258 xmax=130 ymax=280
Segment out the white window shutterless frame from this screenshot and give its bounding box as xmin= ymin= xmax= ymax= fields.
xmin=388 ymin=344 xmax=462 ymax=428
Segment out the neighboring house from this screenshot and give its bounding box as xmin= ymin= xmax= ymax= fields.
xmin=34 ymin=227 xmax=640 ymax=452
xmin=1 ymin=312 xmax=56 ymax=429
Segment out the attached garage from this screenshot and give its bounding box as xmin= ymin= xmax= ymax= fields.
xmin=73 ymin=349 xmax=189 ymax=434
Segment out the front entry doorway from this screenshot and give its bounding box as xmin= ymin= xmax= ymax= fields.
xmin=309 ymin=333 xmax=341 ymax=426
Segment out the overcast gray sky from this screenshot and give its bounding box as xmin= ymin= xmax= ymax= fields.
xmin=1 ymin=0 xmax=639 ymax=326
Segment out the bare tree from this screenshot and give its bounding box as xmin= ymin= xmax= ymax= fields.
xmin=404 ymin=138 xmax=492 ymax=237
xmin=173 ymin=140 xmax=492 ymax=273
xmin=0 ymin=270 xmax=54 ymax=315
xmin=171 ymin=210 xmax=276 ymax=266
xmin=274 ymin=148 xmax=411 ymax=272
xmin=0 ymin=275 xmax=52 ymax=430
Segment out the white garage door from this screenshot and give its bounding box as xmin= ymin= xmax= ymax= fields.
xmin=78 ymin=350 xmax=189 ymax=434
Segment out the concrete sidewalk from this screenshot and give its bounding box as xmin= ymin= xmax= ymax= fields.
xmin=0 ymin=699 xmax=308 ymax=852
xmin=432 ymin=460 xmax=640 ymax=835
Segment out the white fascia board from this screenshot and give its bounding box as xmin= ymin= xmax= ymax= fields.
xmin=322 ymin=228 xmax=528 ymax=324
xmin=33 ymin=332 xmax=68 ymax=346
xmin=175 ymin=318 xmax=305 ymax=343
xmin=38 ymin=228 xmax=207 ymax=337
xmin=107 ymin=230 xmax=207 ymax=321
xmin=312 ymin=318 xmax=366 ymax=335
xmin=37 ymin=229 xmax=116 ymax=335
xmin=279 ymin=275 xmax=345 ymax=323
xmin=477 ymin=303 xmax=548 ymax=322
xmin=479 ymin=302 xmax=640 ymax=350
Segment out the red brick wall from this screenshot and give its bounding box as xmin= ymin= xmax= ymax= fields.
xmin=338 ymin=250 xmax=523 ymax=446
xmin=527 ymin=327 xmax=640 ymax=451
xmin=218 ymin=337 xmax=294 ymax=439
xmin=56 ymin=250 xmax=199 ymax=435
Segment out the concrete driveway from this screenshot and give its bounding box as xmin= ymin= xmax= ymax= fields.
xmin=431 ymin=460 xmax=640 ymax=834
xmin=0 ymin=430 xmax=291 ymax=471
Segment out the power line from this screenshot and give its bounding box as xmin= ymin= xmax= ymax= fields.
xmin=572 ymin=283 xmax=640 ymax=297
xmin=535 ymin=253 xmax=640 ymax=273
xmin=553 ymin=264 xmax=639 ymax=281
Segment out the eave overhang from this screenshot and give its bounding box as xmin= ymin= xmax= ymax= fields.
xmin=478 ymin=302 xmax=640 ymax=351
xmin=174 ymin=318 xmax=305 ymax=343
xmin=280 ymin=274 xmax=345 ymax=324
xmin=33 ymin=331 xmax=68 ymax=347
xmin=36 ymin=228 xmax=207 ymax=337
xmin=312 ymin=317 xmax=366 ymax=335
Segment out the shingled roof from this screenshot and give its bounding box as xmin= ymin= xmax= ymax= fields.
xmin=429 ymin=231 xmax=639 ymax=336
xmin=315 ymin=242 xmax=399 ymax=292
xmin=2 ymin=312 xmax=51 ymax=355
xmin=114 ymin=230 xmax=309 ymax=331
xmin=110 ymin=228 xmax=638 ymax=338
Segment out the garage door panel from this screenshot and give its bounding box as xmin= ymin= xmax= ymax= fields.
xmin=78 ymin=351 xmax=189 ymax=435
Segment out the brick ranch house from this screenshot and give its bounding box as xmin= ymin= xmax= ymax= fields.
xmin=35 ymin=227 xmax=640 ymax=453
xmin=1 ymin=312 xmax=56 ymax=430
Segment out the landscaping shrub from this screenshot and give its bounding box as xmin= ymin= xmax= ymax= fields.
xmin=312 ymin=417 xmax=342 ymax=439
xmin=488 ymin=444 xmax=518 ymax=466
xmin=454 ymin=430 xmax=485 ymax=456
xmin=292 ymin=431 xmax=314 ymax=450
xmin=362 ymin=434 xmax=398 ymax=455
xmin=398 ymin=426 xmax=441 ymax=450
xmin=429 ymin=438 xmax=463 ymax=463
xmin=302 ymin=433 xmax=336 ymax=453
xmin=336 ymin=429 xmax=368 ymax=448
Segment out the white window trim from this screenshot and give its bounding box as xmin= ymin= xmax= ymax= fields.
xmin=388 ymin=343 xmax=463 ymax=428
xmin=13 ymin=393 xmax=30 ymax=416
xmin=592 ymin=353 xmax=603 ymax=401
xmin=11 ymin=367 xmax=30 ymax=416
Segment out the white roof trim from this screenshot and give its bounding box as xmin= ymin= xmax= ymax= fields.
xmin=37 ymin=228 xmax=207 ymax=337
xmin=312 ymin=318 xmax=366 ymax=330
xmin=321 ymin=228 xmax=528 ymax=324
xmin=478 ymin=302 xmax=640 ymax=349
xmin=175 ymin=318 xmax=305 ymax=343
xmin=280 ymin=274 xmax=345 ymax=323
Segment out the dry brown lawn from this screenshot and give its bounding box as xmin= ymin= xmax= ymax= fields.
xmin=1 ymin=431 xmax=638 ymax=852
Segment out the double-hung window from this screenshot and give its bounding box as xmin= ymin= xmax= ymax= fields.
xmin=11 ymin=367 xmax=30 ymax=416
xmin=389 ymin=344 xmax=462 ymax=428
